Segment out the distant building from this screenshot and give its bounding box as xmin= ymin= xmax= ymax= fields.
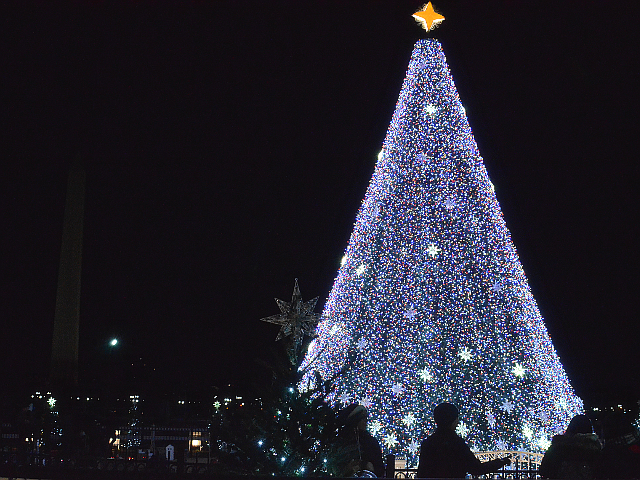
xmin=112 ymin=425 xmax=210 ymax=463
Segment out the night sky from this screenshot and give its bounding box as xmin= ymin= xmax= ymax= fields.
xmin=3 ymin=1 xmax=639 ymax=406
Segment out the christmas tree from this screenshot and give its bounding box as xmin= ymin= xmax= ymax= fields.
xmin=301 ymin=10 xmax=582 ymax=466
xmin=215 ymin=280 xmax=347 ymax=476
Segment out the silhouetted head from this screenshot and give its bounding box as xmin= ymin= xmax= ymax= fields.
xmin=566 ymin=414 xmax=593 ymax=435
xmin=434 ymin=403 xmax=459 ymax=429
xmin=338 ymin=403 xmax=368 ymax=431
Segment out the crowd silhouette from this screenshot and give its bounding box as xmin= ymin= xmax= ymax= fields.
xmin=336 ymin=402 xmax=640 ymax=479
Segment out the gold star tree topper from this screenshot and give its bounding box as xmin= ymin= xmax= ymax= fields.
xmin=412 ymin=2 xmax=445 ymax=32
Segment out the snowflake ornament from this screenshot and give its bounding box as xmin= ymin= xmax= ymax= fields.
xmin=418 ymin=368 xmax=433 ymax=382
xmin=513 ymin=362 xmax=526 ymax=378
xmin=427 ymin=243 xmax=442 ymax=258
xmin=404 ymin=307 xmax=418 ymax=321
xmin=456 ymin=421 xmax=469 ymax=438
xmin=487 ymin=411 xmax=496 ymax=428
xmin=424 ymin=104 xmax=437 ymax=116
xmin=458 ymin=347 xmax=473 ymax=362
xmin=444 ymin=197 xmax=456 ymax=210
xmin=416 ymin=152 xmax=430 ymax=164
xmin=407 ymin=439 xmax=420 ymax=455
xmin=356 ymin=337 xmax=368 ymax=352
xmin=537 ymin=434 xmax=552 ymax=451
xmin=402 ymin=413 xmax=417 ymax=427
xmin=391 ymin=383 xmax=405 ymax=397
xmin=359 ymin=397 xmax=373 ymax=409
xmin=501 ymin=400 xmax=515 ymax=414
xmin=369 ymin=420 xmax=383 ymax=436
xmin=384 ymin=433 xmax=398 ymax=448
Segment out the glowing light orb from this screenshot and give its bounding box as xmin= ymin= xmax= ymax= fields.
xmin=513 ymin=363 xmax=526 ymax=378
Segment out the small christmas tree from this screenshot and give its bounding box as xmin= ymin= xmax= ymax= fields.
xmin=216 ymin=280 xmax=347 ymax=476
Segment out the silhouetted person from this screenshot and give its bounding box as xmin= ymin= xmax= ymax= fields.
xmin=417 ymin=403 xmax=510 ymax=478
xmin=538 ymin=414 xmax=601 ymax=479
xmin=597 ymin=412 xmax=640 ymax=479
xmin=334 ymin=404 xmax=384 ymax=477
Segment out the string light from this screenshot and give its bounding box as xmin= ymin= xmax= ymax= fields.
xmin=301 ymin=39 xmax=582 ymax=464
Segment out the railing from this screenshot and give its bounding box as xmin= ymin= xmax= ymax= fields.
xmin=388 ymin=451 xmax=542 ymax=479
xmin=393 ymin=467 xmax=540 ymax=479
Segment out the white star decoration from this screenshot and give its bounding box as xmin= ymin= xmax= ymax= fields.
xmin=416 ymin=153 xmax=429 ymax=164
xmin=491 ymin=281 xmax=504 ymax=293
xmin=523 ymin=425 xmax=534 ymax=440
xmin=501 ymin=400 xmax=515 ymax=414
xmin=444 ymin=197 xmax=456 ymax=210
xmin=356 ymin=264 xmax=367 ymax=276
xmin=407 ymin=439 xmax=420 ymax=455
xmin=356 ymin=337 xmax=367 ymax=352
xmin=369 ymin=420 xmax=383 ymax=436
xmin=384 ymin=433 xmax=398 ymax=448
xmin=458 ymin=347 xmax=472 ymax=362
xmin=496 ymin=439 xmax=507 ymax=451
xmin=424 ymin=104 xmax=437 ymax=116
xmin=359 ymin=397 xmax=373 ymax=409
xmin=402 ymin=413 xmax=417 ymax=427
xmin=404 ymin=307 xmax=418 ymax=321
xmin=427 ymin=243 xmax=442 ymax=257
xmin=487 ymin=411 xmax=496 ymax=428
xmin=418 ymin=368 xmax=433 ymax=382
xmin=338 ymin=393 xmax=351 ymax=406
xmin=513 ymin=363 xmax=526 ymax=378
xmin=391 ymin=383 xmax=405 ymax=396
xmin=259 ymin=278 xmax=319 ymax=363
xmin=456 ymin=421 xmax=469 ymax=438
xmin=537 ymin=435 xmax=552 ymax=451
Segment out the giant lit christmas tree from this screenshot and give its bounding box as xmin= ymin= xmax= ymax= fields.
xmin=301 ymin=4 xmax=582 ymax=464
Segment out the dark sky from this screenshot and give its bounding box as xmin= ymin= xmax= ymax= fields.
xmin=3 ymin=1 xmax=639 ymax=405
